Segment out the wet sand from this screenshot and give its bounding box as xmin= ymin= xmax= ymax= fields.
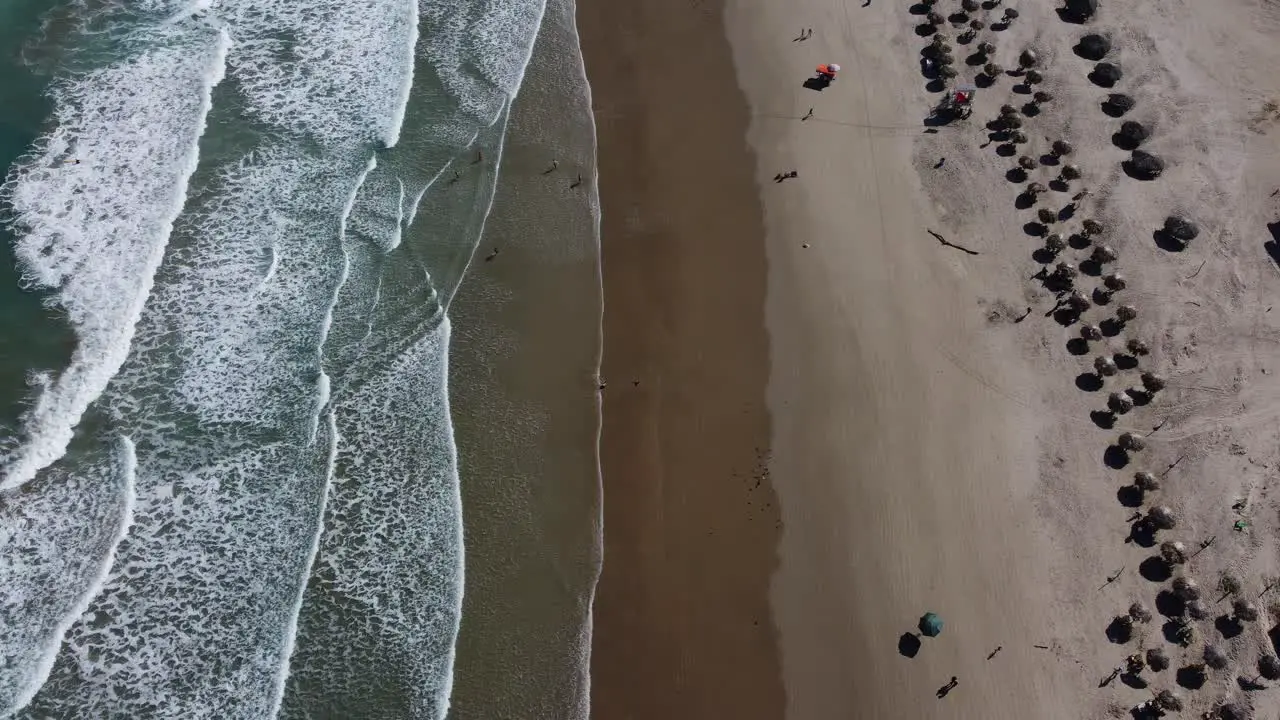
xmin=578 ymin=0 xmax=786 ymax=716
xmin=445 ymin=0 xmax=602 ymax=714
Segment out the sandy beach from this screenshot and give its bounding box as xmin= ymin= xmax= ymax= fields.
xmin=585 ymin=0 xmax=1280 ymax=716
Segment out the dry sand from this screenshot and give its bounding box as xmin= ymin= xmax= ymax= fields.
xmin=587 ymin=0 xmax=1280 ymax=716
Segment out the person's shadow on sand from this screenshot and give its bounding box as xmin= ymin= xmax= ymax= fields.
xmin=936 ymin=676 xmax=958 ymax=698
xmin=898 ymin=632 xmax=922 ymax=658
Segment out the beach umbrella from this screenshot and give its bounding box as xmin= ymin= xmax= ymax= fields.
xmin=1066 ymin=0 xmax=1098 ymax=20
xmin=1091 ymin=244 xmax=1118 ymax=263
xmin=1234 ymin=599 xmax=1260 ymax=622
xmin=1126 ymin=151 xmax=1165 ymax=180
xmin=1155 ymin=689 xmax=1182 ymax=710
xmin=1075 ymin=33 xmax=1111 ymax=61
xmin=1108 ymin=391 xmax=1134 ymax=414
xmin=1147 ymin=505 xmax=1176 ymax=530
xmin=1094 ymin=356 xmax=1118 ymax=376
xmin=1104 ymin=93 xmax=1136 ymax=116
xmin=1221 ymin=573 xmax=1243 ymax=596
xmin=1090 ymin=62 xmax=1123 ymax=88
xmin=1203 ymin=644 xmax=1229 ymax=670
xmin=1187 ymin=599 xmax=1210 ymax=620
xmin=1173 ymin=576 xmax=1200 ymax=600
xmin=1218 ymin=702 xmax=1251 ymax=720
xmin=1129 ymin=601 xmax=1153 ymax=623
xmin=1147 ymin=647 xmax=1171 ymax=672
xmin=1159 ymin=540 xmax=1186 ymax=564
xmin=1164 ymin=216 xmax=1199 ymax=242
xmin=919 ymin=612 xmax=944 ymax=637
xmin=1116 ymin=120 xmax=1149 ymax=149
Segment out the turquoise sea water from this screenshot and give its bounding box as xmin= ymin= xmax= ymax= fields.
xmin=0 ymin=0 xmax=590 ymax=716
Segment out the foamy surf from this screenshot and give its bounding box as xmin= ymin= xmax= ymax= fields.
xmin=0 ymin=437 xmax=136 ymax=716
xmin=0 ymin=27 xmax=229 ymax=492
xmin=0 ymin=0 xmax=562 ymax=713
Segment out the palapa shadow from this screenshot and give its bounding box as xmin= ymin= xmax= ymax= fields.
xmin=899 ymin=632 xmax=922 ymax=658
xmin=1138 ymin=555 xmax=1172 ymax=581
xmin=1076 ymin=373 xmax=1104 ymax=392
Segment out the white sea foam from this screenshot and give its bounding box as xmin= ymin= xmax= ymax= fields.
xmin=131 ymin=146 xmax=357 ymax=430
xmin=3 ymin=0 xmax=556 ymax=713
xmin=0 ymin=438 xmax=135 ymax=716
xmin=279 ymin=320 xmax=463 ymax=720
xmin=0 ymin=27 xmax=230 ymax=492
xmin=420 ymin=0 xmax=548 ymax=121
xmin=268 ymin=409 xmax=339 ymax=719
xmin=221 ymin=0 xmax=418 ymax=146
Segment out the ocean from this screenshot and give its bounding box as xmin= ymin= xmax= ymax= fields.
xmin=0 ymin=0 xmax=600 ymax=717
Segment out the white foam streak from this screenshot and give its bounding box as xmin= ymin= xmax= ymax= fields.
xmin=306 ymin=155 xmax=372 ymax=446
xmin=0 ymin=29 xmax=231 ymax=492
xmin=434 ymin=318 xmax=463 ymax=720
xmin=5 ymin=438 xmax=138 ymax=717
xmin=420 ymin=0 xmax=548 ymax=120
xmin=383 ymin=0 xmax=419 ymax=148
xmin=268 ymin=411 xmax=338 ymax=720
xmin=389 ymin=178 xmax=406 ymax=252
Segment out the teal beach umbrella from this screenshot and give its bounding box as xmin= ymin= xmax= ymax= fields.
xmin=919 ymin=612 xmax=944 ymax=637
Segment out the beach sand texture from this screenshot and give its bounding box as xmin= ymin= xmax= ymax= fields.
xmin=586 ymin=0 xmax=1280 ymax=716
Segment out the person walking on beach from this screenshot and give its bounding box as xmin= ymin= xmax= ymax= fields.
xmin=987 ymin=646 xmax=1002 ymax=659
xmin=802 ymin=107 xmax=814 ymax=121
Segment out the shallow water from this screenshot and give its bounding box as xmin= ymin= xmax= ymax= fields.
xmin=0 ymin=0 xmax=592 ymax=715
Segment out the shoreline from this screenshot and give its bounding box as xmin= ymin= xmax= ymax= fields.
xmin=579 ymin=0 xmax=786 ymax=714
xmin=445 ymin=0 xmax=602 ymax=714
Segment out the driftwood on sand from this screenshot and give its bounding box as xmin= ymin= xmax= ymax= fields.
xmin=927 ymin=229 xmax=980 ymax=255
